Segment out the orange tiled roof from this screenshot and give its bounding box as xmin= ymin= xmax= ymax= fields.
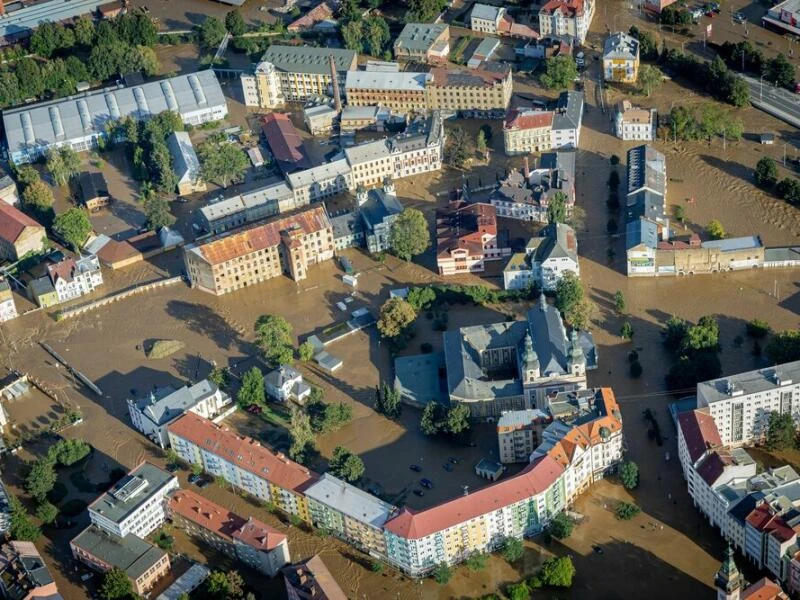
xmin=742 ymin=577 xmax=790 ymax=600
xmin=168 ymin=489 xmax=246 ymax=542
xmin=505 ymin=109 xmax=554 ymax=130
xmin=540 ymin=0 xmax=586 ymax=16
xmin=167 ymin=412 xmax=318 ymax=493
xmin=232 ymin=517 xmax=287 ymax=552
xmin=678 ymin=409 xmax=722 ymax=465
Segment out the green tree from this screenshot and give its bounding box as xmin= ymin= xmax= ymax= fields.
xmin=53 ymin=209 xmax=91 ymax=251
xmin=680 ymin=315 xmax=720 ymax=354
xmin=74 ymin=16 xmax=95 ymax=46
xmin=547 ymin=512 xmax=573 ymax=539
xmin=30 ymin=22 xmax=61 ymax=58
xmin=746 ymin=319 xmax=771 ymax=338
xmin=100 ymin=567 xmax=133 ymax=600
xmin=35 ymin=501 xmax=58 ymax=525
xmin=208 ymin=366 xmax=230 ymax=388
xmin=25 ymin=457 xmax=56 ymax=502
xmin=307 ymin=398 xmax=352 ymax=433
xmin=16 ymin=165 xmax=41 ymax=188
xmin=225 ymin=10 xmax=246 ymax=35
xmin=65 ymin=55 xmax=90 ymax=83
xmin=728 ymin=76 xmax=751 ymax=107
xmin=406 ymin=0 xmax=446 ymax=21
xmin=46 ymin=147 xmax=80 ymax=186
xmin=8 ymin=496 xmax=40 ymax=541
xmin=613 ymin=290 xmax=626 ymax=314
xmin=49 ymin=438 xmax=92 ymax=466
xmin=445 ymin=404 xmax=470 ymax=434
xmin=328 ymin=446 xmax=365 ymax=482
xmin=619 ymin=461 xmax=639 ymax=489
xmin=766 ymin=331 xmax=800 ymax=364
xmin=476 ymin=129 xmax=487 ymax=158
xmin=199 ymin=137 xmax=249 ymax=188
xmin=765 ymin=53 xmax=795 ymax=89
xmin=237 ymin=367 xmax=265 ymax=408
xmin=501 ymin=537 xmax=524 ymax=563
xmin=377 ymin=297 xmax=416 ymax=339
xmin=755 ymin=156 xmax=778 ymax=188
xmin=777 ymin=178 xmax=800 ymax=204
xmin=199 ymin=16 xmax=227 ymax=49
xmin=674 ymin=205 xmax=686 ymax=223
xmin=466 ymin=552 xmax=489 ymax=571
xmin=615 ymin=501 xmax=641 ymax=520
xmin=546 ymin=191 xmax=568 ymax=224
xmin=766 ymin=411 xmax=796 ymax=450
xmin=432 ymin=563 xmax=453 ymax=584
xmin=407 ymin=286 xmax=436 ymax=312
xmin=445 ymin=126 xmax=472 ymax=169
xmin=554 ymin=271 xmax=583 ymax=316
xmin=541 ymin=55 xmax=578 ymax=89
xmin=143 ymin=196 xmax=176 ymax=231
xmin=638 ymin=64 xmax=663 ymax=96
xmin=628 ymin=26 xmax=658 ymax=60
xmin=538 ymin=556 xmax=575 ymax=587
xmin=389 ymin=207 xmax=430 ymax=261
xmin=620 ymin=321 xmax=634 ymax=339
xmin=507 ymin=581 xmax=531 ymax=600
xmin=298 ymin=340 xmax=315 ymax=362
xmin=705 ymin=219 xmax=726 ymax=240
xmin=255 ymin=314 xmax=294 ymax=365
xmin=341 ymin=20 xmax=362 ymax=51
xmin=420 ymin=401 xmax=444 ymax=435
xmin=375 ymin=382 xmax=402 ymax=419
xmin=288 ymin=407 xmax=316 ymax=463
xmin=364 ymin=16 xmax=390 ymax=57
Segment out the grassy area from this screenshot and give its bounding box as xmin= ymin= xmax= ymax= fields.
xmin=449 ymin=36 xmax=472 ymax=64
xmin=258 ymin=403 xmax=291 ymax=428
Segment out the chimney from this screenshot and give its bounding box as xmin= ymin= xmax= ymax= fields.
xmin=329 ymin=54 xmax=342 ymax=113
xmin=523 ymin=156 xmax=530 ymax=180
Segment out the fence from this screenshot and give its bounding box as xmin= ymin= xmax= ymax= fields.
xmin=57 ymin=276 xmax=184 ymax=320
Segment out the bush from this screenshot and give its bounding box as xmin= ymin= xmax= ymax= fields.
xmin=501 ymin=537 xmax=524 ymax=563
xmin=420 ymin=342 xmax=433 ymax=354
xmin=507 ymin=581 xmax=531 ymax=600
xmin=432 ymin=563 xmax=452 ymax=584
xmin=615 ymin=501 xmax=641 ymax=520
xmin=746 ymin=319 xmax=771 ymax=339
xmin=547 ymin=512 xmax=574 ymax=539
xmin=466 ymin=552 xmax=489 ymax=571
xmin=619 ymin=461 xmax=639 ymax=489
xmin=630 ymin=360 xmax=643 ymax=378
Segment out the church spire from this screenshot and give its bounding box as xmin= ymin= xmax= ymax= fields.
xmin=715 ymin=546 xmax=742 ymax=600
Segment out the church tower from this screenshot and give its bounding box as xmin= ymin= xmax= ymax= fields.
xmin=568 ymin=330 xmax=586 ymax=377
xmin=522 ymin=332 xmax=540 ymax=383
xmin=715 ymin=546 xmax=742 ymax=600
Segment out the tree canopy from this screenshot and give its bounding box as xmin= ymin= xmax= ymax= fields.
xmin=254 ymin=314 xmax=294 ymax=365
xmin=389 ymin=208 xmax=430 ymax=261
xmin=541 ymin=55 xmax=578 ymax=89
xmin=143 ymin=195 xmax=176 ymax=231
xmin=374 ymin=382 xmax=402 ymax=418
xmin=237 ymin=367 xmax=265 ymax=408
xmin=199 ymin=135 xmax=249 ymax=188
xmin=766 ymin=331 xmax=800 ymax=364
xmin=46 ymin=147 xmax=80 ymax=186
xmin=225 ymin=10 xmax=246 ymax=36
xmin=53 ymin=209 xmax=91 ymax=251
xmin=198 ymin=16 xmax=227 ymax=49
xmin=766 ymin=411 xmax=796 ymax=451
xmin=538 ymin=556 xmax=576 ymax=588
xmin=619 ymin=461 xmax=639 ymax=489
xmin=755 ymin=156 xmax=778 ymax=188
xmin=328 ymin=446 xmax=365 ymax=482
xmin=406 ymin=0 xmax=447 ymax=22
xmin=100 ymin=568 xmax=133 ymax=600
xmin=638 ymin=64 xmax=663 ymax=96
xmin=377 ymin=298 xmax=416 ymax=339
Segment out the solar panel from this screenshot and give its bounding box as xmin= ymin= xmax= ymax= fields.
xmin=110 ymin=475 xmax=147 ymax=502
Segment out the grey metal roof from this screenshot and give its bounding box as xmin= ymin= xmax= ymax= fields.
xmin=29 ymin=276 xmax=55 ymax=298
xmin=472 ymin=37 xmax=500 ymax=59
xmin=3 ymin=70 xmax=226 ymax=161
xmin=265 ymin=365 xmax=302 ymax=388
xmin=131 ymin=379 xmax=227 ymax=428
xmin=394 ymin=23 xmax=448 ymax=53
xmin=471 ymin=3 xmax=502 ymax=21
xmin=497 ymin=409 xmax=548 ymax=428
xmin=156 ymin=563 xmax=210 ymax=600
xmin=0 ymin=0 xmax=108 ymax=42
xmin=71 ymin=525 xmax=166 ymax=581
xmin=701 ymin=236 xmax=762 ymax=252
xmin=698 ymin=361 xmax=800 ymax=405
xmin=536 ymin=223 xmax=578 ymax=264
xmin=287 ymin=158 xmax=351 ymax=189
xmin=765 ymin=246 xmax=800 ymax=263
xmin=167 ymin=131 xmax=201 ymax=185
xmin=626 ymin=144 xmax=666 ymax=195
xmin=393 ymin=352 xmax=447 ymax=407
xmin=551 ymin=91 xmax=583 ymax=131
xmin=89 ymin=462 xmax=176 ymax=525
xmin=304 ymin=473 xmax=395 ymax=529
xmin=626 ymin=217 xmax=659 ymax=250
xmin=77 ymin=172 xmax=108 ymax=203
xmin=261 ymin=45 xmax=357 ymax=75
xmin=330 ymin=210 xmax=364 ymax=241
xmin=341 ymin=105 xmax=380 ymax=121
xmin=344 ymin=139 xmax=390 ymax=165
xmin=626 ymin=189 xmax=664 ymax=223
xmin=345 ymin=70 xmax=430 ymax=92
xmin=728 ymin=491 xmax=765 ymax=524
xmin=603 ymin=32 xmax=639 ymax=60
xmin=360 ymin=188 xmax=403 ymax=231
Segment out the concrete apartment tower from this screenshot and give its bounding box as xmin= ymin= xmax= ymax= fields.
xmin=715 ymin=546 xmax=742 ymax=600
xmin=329 ymin=54 xmax=342 ymax=113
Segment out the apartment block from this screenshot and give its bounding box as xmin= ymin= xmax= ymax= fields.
xmin=88 ymin=462 xmax=179 ymax=539
xmin=287 ymin=159 xmax=353 ymax=205
xmin=497 ymin=409 xmax=547 ymax=463
xmin=470 ymin=3 xmax=505 ymax=33
xmin=503 ymin=109 xmax=554 ymax=155
xmin=183 ymin=205 xmax=334 ymax=295
xmin=345 ymin=70 xmax=429 ymax=113
xmin=436 ymin=201 xmax=511 ymax=276
xmin=538 ymin=0 xmax=595 ymax=43
xmin=394 ymin=23 xmax=450 ymax=63
xmin=167 ymin=412 xmax=318 ymax=522
xmin=196 ymin=182 xmax=300 ymax=235
xmin=426 ymin=65 xmax=513 ymax=113
xmin=242 ymin=46 xmax=357 ymax=108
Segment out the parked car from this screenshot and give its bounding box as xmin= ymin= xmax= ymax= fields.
xmin=444 ymin=463 xmax=453 ymax=472
xmin=593 ymin=545 xmax=604 ymax=555
xmin=448 ymin=457 xmax=460 ymax=465
xmin=733 ymin=11 xmax=746 ymax=22
xmin=413 ymin=489 xmax=425 ymax=497
xmin=420 ymin=478 xmax=433 ymax=489
xmin=188 ymin=474 xmax=201 ymax=485
xmin=409 ymin=464 xmax=422 ymax=472
xmin=166 ymin=463 xmax=179 ymax=473
xmin=196 ymin=478 xmax=210 ymax=489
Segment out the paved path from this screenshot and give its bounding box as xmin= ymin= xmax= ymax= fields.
xmin=741 ymin=74 xmax=800 ymax=128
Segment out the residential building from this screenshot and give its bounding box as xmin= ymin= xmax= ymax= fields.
xmin=615 ymin=101 xmax=657 ymax=141
xmin=304 ymin=474 xmax=396 ymax=557
xmin=625 ymin=144 xmax=669 ymax=276
xmin=538 ymin=0 xmax=595 ymax=43
xmin=4 ymin=70 xmax=228 ymax=164
xmin=356 ymin=179 xmax=403 ymax=254
xmin=503 ymin=109 xmax=554 ymax=155
xmin=551 ymin=91 xmax=584 ymax=149
xmin=183 ymin=205 xmax=334 ymax=295
xmin=88 ymin=462 xmax=178 ymax=539
xmin=265 ymin=365 xmax=312 ymax=404
xmin=491 ymin=152 xmax=576 ymax=223
xmin=426 ymin=65 xmax=513 ymax=113
xmin=30 ymin=256 xmax=103 ymax=306
xmin=470 ymin=3 xmax=505 ymax=33
xmin=435 ymin=201 xmax=511 ymax=276
xmin=303 ymin=104 xmax=338 ymax=135
xmin=696 ymin=361 xmax=800 ymax=447
xmin=77 ymin=172 xmax=111 ymax=211
xmin=497 ymin=409 xmax=548 ymax=463
xmin=70 ymin=525 xmax=170 ymax=596
xmin=764 ymin=0 xmax=800 ymax=36
xmin=345 ymin=71 xmax=430 ymax=114
xmin=126 ymin=379 xmax=233 ymax=448
xmin=167 ymin=489 xmax=290 ymax=576
xmin=0 ymin=175 xmax=19 ymax=206
xmin=644 ymin=0 xmax=678 ymax=11
xmin=287 ymin=0 xmax=336 ymax=32
xmin=261 ymin=112 xmax=312 ymax=175
xmin=283 ymin=555 xmax=347 ymax=600
xmin=340 ymin=105 xmax=383 ymax=132
xmin=468 ymin=37 xmax=500 ymax=69
xmin=329 ymin=210 xmax=365 ymax=250
xmin=0 ymin=204 xmax=46 ymax=261
xmin=242 ymin=46 xmax=358 ymax=108
xmin=0 ymin=541 xmax=61 ymax=600
xmin=504 ymin=223 xmax=579 ymax=292
xmin=287 ymin=159 xmax=352 ymax=205
xmin=443 ymin=296 xmax=597 ymax=417
xmin=196 ymin=181 xmax=301 ymax=235
xmin=167 ymin=412 xmax=318 ymax=521
xmin=603 ymin=32 xmax=640 ymax=83
xmin=0 ymin=279 xmax=17 ymax=323
xmin=394 ymin=23 xmax=450 ymax=63
xmin=168 ymin=131 xmax=206 ymax=196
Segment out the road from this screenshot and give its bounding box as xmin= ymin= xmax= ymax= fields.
xmin=741 ymin=74 xmax=800 ymax=128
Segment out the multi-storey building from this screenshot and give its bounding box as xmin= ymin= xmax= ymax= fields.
xmin=287 ymin=159 xmax=353 ymax=205
xmin=345 ymin=70 xmax=429 ymax=114
xmin=426 ymin=65 xmax=513 ymax=113
xmin=183 ymin=205 xmax=334 ymax=295
xmin=29 ymin=256 xmax=103 ymax=307
xmin=603 ymin=32 xmax=640 ymax=83
xmin=504 ymin=223 xmax=580 ymax=292
xmin=88 ymin=462 xmax=179 ymax=539
xmin=126 ymin=379 xmax=233 ymax=448
xmin=470 ymin=3 xmax=505 ymax=33
xmin=435 ymin=201 xmax=511 ymax=276
xmin=0 ymin=541 xmax=61 ymax=600
xmin=283 ymin=555 xmax=347 ymax=600
xmin=551 ymin=91 xmax=584 ymax=149
xmin=265 ymin=365 xmax=312 ymax=404
xmin=503 ymin=110 xmax=554 ymax=155
xmin=443 ymin=297 xmax=597 ymax=417
xmin=197 ymin=181 xmax=300 ymax=235
xmin=538 ymin=0 xmax=595 ymax=43
xmin=168 ymin=131 xmax=206 ymax=196
xmin=0 ymin=203 xmax=46 ymax=261
xmin=167 ymin=412 xmax=318 ymax=521
xmin=241 ymin=46 xmax=357 ymax=108
xmin=497 ymin=409 xmax=548 ymax=463
xmin=696 ymin=361 xmax=800 ymax=447
xmin=356 ymin=180 xmax=404 ymax=254
xmin=615 ymin=101 xmax=657 ymax=141
xmin=167 ymin=489 xmax=290 ymax=577
xmin=304 ymin=474 xmax=397 ymax=558
xmin=0 ymin=279 xmax=17 ymax=323
xmin=625 ymin=144 xmax=669 ymax=275
xmin=393 ymin=23 xmax=450 ymax=63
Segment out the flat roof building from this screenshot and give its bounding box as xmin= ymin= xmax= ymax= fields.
xmin=393 ymin=23 xmax=450 ymax=63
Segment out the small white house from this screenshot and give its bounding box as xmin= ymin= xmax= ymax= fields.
xmin=265 ymin=366 xmax=312 ymax=404
xmin=470 ymin=3 xmax=505 ymax=33
xmin=47 ymin=255 xmax=103 ymax=304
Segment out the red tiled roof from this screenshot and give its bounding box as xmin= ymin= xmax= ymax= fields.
xmin=0 ymin=203 xmax=43 ymax=245
xmin=261 ymin=113 xmax=311 ymax=172
xmin=283 ymin=555 xmax=347 ymax=600
xmin=167 ymin=412 xmax=318 ymax=493
xmin=696 ymin=451 xmax=730 ymax=486
xmin=196 ymin=205 xmax=330 ymax=266
xmin=384 ymin=455 xmax=564 ymax=539
xmin=46 ymin=258 xmax=77 ymax=285
xmin=540 ymin=0 xmax=586 ymax=16
xmin=232 ymin=517 xmax=287 ymax=552
xmin=742 ymin=577 xmax=789 ymax=600
xmin=287 ymin=1 xmax=334 ymax=31
xmin=436 ymin=201 xmax=499 ymax=258
xmin=505 ymin=109 xmax=554 ymax=130
xmin=678 ymin=409 xmax=722 ymax=465
xmin=168 ymin=489 xmax=246 ymax=542
xmin=747 ymin=505 xmax=776 ymax=531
